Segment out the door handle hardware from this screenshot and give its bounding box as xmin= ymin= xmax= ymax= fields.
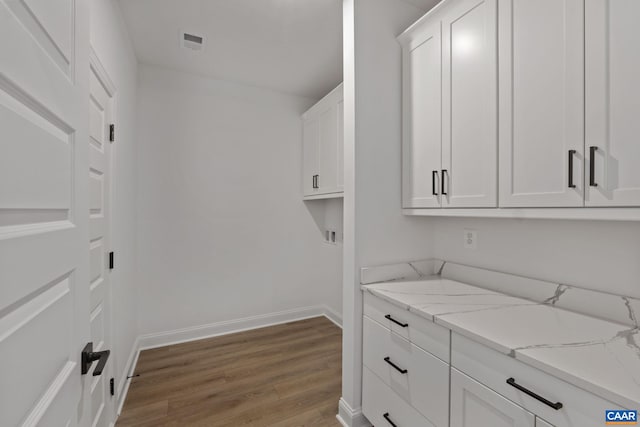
xmin=589 ymin=146 xmax=598 ymax=187
xmin=384 ymin=357 xmax=408 ymax=374
xmin=81 ymin=342 xmax=110 ymax=376
xmin=384 ymin=314 xmax=408 ymax=328
xmin=568 ymin=150 xmax=576 ymax=188
xmin=432 ymin=170 xmax=439 ymax=196
xmin=383 ymin=412 xmax=397 ymax=427
xmin=506 ymin=377 xmax=563 ymax=410
xmin=441 ymin=169 xmax=448 ymax=195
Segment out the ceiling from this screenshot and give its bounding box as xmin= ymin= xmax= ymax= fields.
xmin=119 ymin=0 xmax=343 ymax=99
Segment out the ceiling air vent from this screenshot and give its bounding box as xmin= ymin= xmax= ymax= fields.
xmin=180 ymin=31 xmax=204 ymax=51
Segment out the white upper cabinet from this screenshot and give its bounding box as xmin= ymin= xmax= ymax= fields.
xmin=498 ymin=0 xmax=585 ymax=207
xmin=442 ymin=0 xmax=497 ymax=208
xmin=302 ymin=83 xmax=343 ymax=198
xmin=401 ymin=17 xmax=442 ymax=208
xmin=400 ymin=0 xmax=496 ymax=209
xmin=585 ymin=0 xmax=640 ymax=206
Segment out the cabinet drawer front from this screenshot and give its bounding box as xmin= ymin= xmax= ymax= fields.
xmin=363 ymin=366 xmax=435 ymax=427
xmin=451 ymin=368 xmax=535 ymax=427
xmin=364 ymin=292 xmax=450 ymax=362
xmin=363 ymin=316 xmax=449 ymax=427
xmin=451 ymin=333 xmax=624 ymax=427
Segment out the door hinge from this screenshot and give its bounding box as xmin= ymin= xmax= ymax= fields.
xmin=109 ymin=124 xmax=115 ymax=142
xmin=110 ymin=378 xmax=115 ymax=396
xmin=109 ymin=252 xmax=114 ymax=270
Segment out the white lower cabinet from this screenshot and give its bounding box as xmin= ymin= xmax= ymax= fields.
xmin=536 ymin=418 xmax=554 ymax=427
xmin=362 ymin=367 xmax=434 ymax=427
xmin=450 ymin=368 xmax=535 ymax=427
xmin=363 ymin=316 xmax=449 ymax=426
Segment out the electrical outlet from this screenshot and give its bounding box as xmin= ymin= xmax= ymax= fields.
xmin=464 ymin=229 xmax=477 ymax=249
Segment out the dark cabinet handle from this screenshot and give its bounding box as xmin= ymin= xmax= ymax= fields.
xmin=383 ymin=413 xmax=397 ymax=427
xmin=81 ymin=342 xmax=110 ymax=376
xmin=506 ymin=378 xmax=563 ymax=410
xmin=384 ymin=357 xmax=408 ymax=374
xmin=568 ymin=150 xmax=576 ymax=188
xmin=441 ymin=169 xmax=448 ymax=195
xmin=589 ymin=146 xmax=598 ymax=187
xmin=384 ymin=314 xmax=408 ymax=328
xmin=315 ymin=174 xmax=319 ymax=188
xmin=432 ymin=170 xmax=439 ymax=196
xmin=312 ymin=174 xmax=319 ymax=189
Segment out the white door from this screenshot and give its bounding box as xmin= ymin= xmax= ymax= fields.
xmin=302 ymin=117 xmax=320 ymax=196
xmin=585 ymin=0 xmax=640 ymax=206
xmin=441 ymin=0 xmax=497 ymax=208
xmin=336 ymin=99 xmax=344 ymax=192
xmin=498 ymin=0 xmax=584 ymax=207
xmin=0 ymin=0 xmax=91 ymax=426
xmin=401 ymin=18 xmax=442 ymax=208
xmin=318 ymin=103 xmax=339 ymax=194
xmin=88 ymin=53 xmax=115 ymax=427
xmin=450 ymin=369 xmax=535 ymax=427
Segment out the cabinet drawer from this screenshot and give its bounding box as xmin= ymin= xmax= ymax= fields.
xmin=363 ymin=292 xmax=450 ymax=362
xmin=451 ymin=333 xmax=624 ymax=427
xmin=363 ymin=366 xmax=435 ymax=427
xmin=363 ymin=316 xmax=449 ymax=427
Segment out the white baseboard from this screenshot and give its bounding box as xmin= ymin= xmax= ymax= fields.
xmin=138 ymin=305 xmax=341 ymax=350
xmin=116 ymin=335 xmax=141 ymax=416
xmin=337 ymin=398 xmax=371 ymax=427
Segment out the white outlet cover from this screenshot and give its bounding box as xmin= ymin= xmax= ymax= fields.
xmin=464 ymin=229 xmax=477 ymax=249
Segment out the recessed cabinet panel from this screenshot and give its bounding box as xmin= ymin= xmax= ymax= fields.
xmin=498 ymin=0 xmax=584 ymax=207
xmin=585 ymin=0 xmax=640 ymax=206
xmin=402 ymin=20 xmax=442 ymax=208
xmin=302 ymin=118 xmax=319 ymax=196
xmin=450 ymin=368 xmax=536 ymax=427
xmin=442 ymin=0 xmax=497 ymax=207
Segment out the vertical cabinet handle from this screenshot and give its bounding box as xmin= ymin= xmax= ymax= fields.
xmin=312 ymin=174 xmax=319 ymax=189
xmin=441 ymin=169 xmax=448 ymax=195
xmin=315 ymin=174 xmax=319 ymax=189
xmin=589 ymin=146 xmax=598 ymax=187
xmin=383 ymin=413 xmax=398 ymax=427
xmin=432 ymin=170 xmax=439 ymax=196
xmin=568 ymin=150 xmax=576 ymax=188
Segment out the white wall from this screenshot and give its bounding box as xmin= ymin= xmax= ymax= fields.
xmin=135 ymin=65 xmax=343 ymax=336
xmin=433 ymin=217 xmax=640 ymax=299
xmin=340 ymin=0 xmax=435 ymax=422
xmin=89 ymin=0 xmax=139 ymax=404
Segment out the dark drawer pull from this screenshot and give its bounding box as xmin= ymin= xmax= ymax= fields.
xmin=441 ymin=169 xmax=448 ymax=195
xmin=383 ymin=412 xmax=397 ymax=427
xmin=384 ymin=314 xmax=408 ymax=328
xmin=432 ymin=170 xmax=439 ymax=196
xmin=568 ymin=149 xmax=576 ymax=188
xmin=506 ymin=378 xmax=563 ymax=410
xmin=384 ymin=357 xmax=408 ymax=374
xmin=589 ymin=146 xmax=598 ymax=187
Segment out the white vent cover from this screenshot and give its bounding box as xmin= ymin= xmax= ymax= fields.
xmin=180 ymin=31 xmax=204 ymax=51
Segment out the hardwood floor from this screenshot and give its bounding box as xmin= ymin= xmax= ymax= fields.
xmin=117 ymin=317 xmax=343 ymax=426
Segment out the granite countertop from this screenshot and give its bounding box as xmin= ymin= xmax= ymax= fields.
xmin=362 ymin=277 xmax=640 ymax=410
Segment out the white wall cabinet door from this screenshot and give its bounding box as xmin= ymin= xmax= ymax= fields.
xmin=498 ymin=0 xmax=585 ymax=207
xmin=585 ymin=0 xmax=640 ymax=206
xmin=302 ymin=84 xmax=343 ymax=198
xmin=441 ymin=0 xmax=497 ymax=208
xmin=0 ymin=0 xmax=92 ymax=426
xmin=303 ymin=117 xmax=320 ymax=196
xmin=451 ymin=369 xmax=536 ymax=427
xmin=401 ymin=18 xmax=443 ymax=208
xmin=318 ymin=103 xmax=340 ymax=194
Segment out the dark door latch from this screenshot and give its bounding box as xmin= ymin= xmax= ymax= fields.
xmin=81 ymin=342 xmax=110 ymax=376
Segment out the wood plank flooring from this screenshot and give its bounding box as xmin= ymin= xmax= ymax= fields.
xmin=117 ymin=317 xmax=342 ymax=427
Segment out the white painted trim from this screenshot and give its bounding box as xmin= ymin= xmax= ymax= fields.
xmin=138 ymin=305 xmax=338 ymax=350
xmin=116 ymin=336 xmax=140 ymax=416
xmin=403 ymin=207 xmax=640 ymax=221
xmin=89 ymin=47 xmax=117 ymax=96
xmin=337 ymin=398 xmax=371 ymax=427
xmin=303 ymin=192 xmax=344 ymax=201
xmin=322 ymin=305 xmax=343 ymax=328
